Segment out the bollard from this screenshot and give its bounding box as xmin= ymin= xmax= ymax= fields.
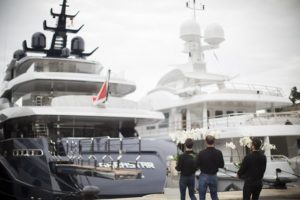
xmin=81 ymin=185 xmax=100 ymax=200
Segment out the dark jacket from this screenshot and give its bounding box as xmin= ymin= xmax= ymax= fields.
xmin=175 ymin=150 xmax=197 ymax=176
xmin=237 ymin=151 xmax=267 ymax=185
xmin=196 ymin=147 xmax=224 ymax=175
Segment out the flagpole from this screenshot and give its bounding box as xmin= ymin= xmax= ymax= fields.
xmin=105 ymin=69 xmax=111 ymax=103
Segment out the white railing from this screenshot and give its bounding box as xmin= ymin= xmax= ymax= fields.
xmin=137 ymin=111 xmax=300 ymax=136
xmin=152 ymin=81 xmax=285 ymax=97
xmin=223 ymin=82 xmax=284 ymax=97
xmin=209 ymin=111 xmax=300 ymax=128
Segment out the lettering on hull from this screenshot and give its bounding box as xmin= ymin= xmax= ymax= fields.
xmin=98 ymin=161 xmax=155 ymax=169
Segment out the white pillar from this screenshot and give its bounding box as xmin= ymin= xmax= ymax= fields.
xmin=186 ymin=109 xmax=191 ymax=130
xmin=264 ymin=136 xmax=272 ymax=162
xmin=202 ymin=103 xmax=208 ymax=128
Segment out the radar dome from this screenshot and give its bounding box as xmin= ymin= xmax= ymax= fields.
xmin=180 ymin=19 xmax=201 ymax=42
xmin=204 ymin=23 xmax=225 ymax=46
xmin=71 ymin=36 xmax=85 ymax=54
xmin=31 ymin=32 xmax=46 ymax=49
xmin=13 ymin=49 xmax=27 ymax=60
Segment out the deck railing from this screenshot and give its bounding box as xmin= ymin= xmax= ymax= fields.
xmin=60 ymin=137 xmax=142 ymax=169
xmin=137 ymin=111 xmax=300 ymax=136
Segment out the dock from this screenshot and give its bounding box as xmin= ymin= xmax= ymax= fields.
xmin=106 ymin=187 xmax=300 ymax=200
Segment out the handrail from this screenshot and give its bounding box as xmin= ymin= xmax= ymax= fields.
xmin=138 ymin=111 xmax=300 ymax=135
xmin=61 ymin=137 xmax=142 ymax=169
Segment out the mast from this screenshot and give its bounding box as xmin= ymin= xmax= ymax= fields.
xmin=182 ymin=0 xmax=206 ymax=72
xmin=186 ymin=0 xmax=205 ymax=20
xmin=22 ymin=0 xmax=98 ymax=58
xmin=181 ymin=0 xmax=224 ymax=72
xmin=46 ymin=0 xmax=83 ymax=56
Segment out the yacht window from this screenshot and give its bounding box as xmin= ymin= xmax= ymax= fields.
xmin=226 ymin=111 xmax=234 ymax=116
xmin=33 ymin=60 xmax=99 ymax=74
xmin=158 ymin=124 xmax=168 ymax=128
xmin=146 ymin=126 xmax=156 ymax=130
xmin=215 ymin=110 xmax=223 ymax=118
xmin=35 ymin=63 xmax=44 ymax=72
xmin=159 ymin=112 xmax=169 ymax=128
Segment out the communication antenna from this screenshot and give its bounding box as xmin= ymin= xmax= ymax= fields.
xmin=186 ymin=0 xmax=205 ymax=19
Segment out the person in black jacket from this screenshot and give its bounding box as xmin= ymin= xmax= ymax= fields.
xmin=176 ymin=138 xmax=197 ymax=200
xmin=237 ymin=138 xmax=267 ymax=200
xmin=196 ymin=135 xmax=224 ymax=200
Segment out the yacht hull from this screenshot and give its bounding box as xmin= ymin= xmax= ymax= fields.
xmin=0 ymin=137 xmax=175 ymax=199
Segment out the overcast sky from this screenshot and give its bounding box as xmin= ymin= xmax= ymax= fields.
xmin=0 ymin=0 xmax=299 ymax=100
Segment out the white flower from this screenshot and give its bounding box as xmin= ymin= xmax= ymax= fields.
xmin=261 ymin=143 xmax=276 ymax=151
xmin=167 ymin=155 xmax=174 ymax=160
xmin=177 ymin=134 xmax=187 ymax=144
xmin=239 ymin=136 xmax=252 ymax=148
xmin=225 ymin=142 xmax=236 ymax=150
xmin=202 ymin=129 xmax=217 ymax=139
xmin=168 ymin=128 xmax=220 ymax=144
xmin=169 ymin=132 xmax=177 ymax=142
xmin=192 ymin=128 xmax=202 ymax=140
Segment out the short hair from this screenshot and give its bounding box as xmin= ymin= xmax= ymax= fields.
xmin=185 ymin=138 xmax=194 ymax=149
xmin=205 ymin=135 xmax=215 ymax=145
xmin=252 ymin=138 xmax=262 ymax=150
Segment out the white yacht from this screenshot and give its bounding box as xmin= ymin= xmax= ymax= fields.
xmin=138 ymin=0 xmax=300 ymax=191
xmin=0 ymin=0 xmax=176 ymax=199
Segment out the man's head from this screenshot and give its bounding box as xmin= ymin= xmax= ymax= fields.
xmin=251 ymin=138 xmax=262 ymax=151
xmin=205 ymin=135 xmax=215 ymax=146
xmin=185 ymin=138 xmax=194 ymax=150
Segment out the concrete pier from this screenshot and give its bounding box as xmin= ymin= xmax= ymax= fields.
xmin=106 ymin=187 xmax=300 ymax=200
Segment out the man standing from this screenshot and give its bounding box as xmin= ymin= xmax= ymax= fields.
xmin=196 ymin=135 xmax=224 ymax=200
xmin=176 ymin=138 xmax=197 ymax=200
xmin=237 ymin=138 xmax=267 ymax=200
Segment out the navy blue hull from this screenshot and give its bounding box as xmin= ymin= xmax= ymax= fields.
xmin=0 ymin=137 xmax=176 ymax=199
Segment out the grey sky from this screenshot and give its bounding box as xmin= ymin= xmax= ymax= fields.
xmin=0 ymin=0 xmax=299 ymax=100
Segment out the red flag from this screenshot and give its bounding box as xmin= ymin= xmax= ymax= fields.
xmin=93 ymin=69 xmax=111 ymax=105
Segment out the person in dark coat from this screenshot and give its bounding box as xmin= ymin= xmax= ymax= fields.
xmin=176 ymin=138 xmax=197 ymax=200
xmin=237 ymin=138 xmax=267 ymax=200
xmin=196 ymin=135 xmax=224 ymax=200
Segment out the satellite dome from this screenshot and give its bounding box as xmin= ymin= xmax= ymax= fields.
xmin=204 ymin=23 xmax=225 ymax=46
xmin=13 ymin=49 xmax=27 ymax=60
xmin=71 ymin=36 xmax=85 ymax=54
xmin=180 ymin=19 xmax=201 ymax=42
xmin=31 ymin=32 xmax=46 ymax=49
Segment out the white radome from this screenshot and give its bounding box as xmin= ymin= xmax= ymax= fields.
xmin=204 ymin=23 xmax=225 ymax=46
xmin=180 ymin=19 xmax=201 ymax=42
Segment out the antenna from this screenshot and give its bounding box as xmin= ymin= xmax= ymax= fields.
xmin=22 ymin=0 xmax=98 ymax=58
xmin=186 ymin=0 xmax=205 ymax=20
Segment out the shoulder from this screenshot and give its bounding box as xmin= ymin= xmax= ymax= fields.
xmin=260 ymin=153 xmax=267 ymax=160
xmin=216 ymin=148 xmax=222 ymax=153
xmin=215 ymin=148 xmax=223 ymax=155
xmin=242 ymin=154 xmax=251 ymax=162
xmin=191 ymin=151 xmax=197 ymax=157
xmin=197 ymin=149 xmax=205 ymax=157
xmin=178 ymin=153 xmax=184 ymax=159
